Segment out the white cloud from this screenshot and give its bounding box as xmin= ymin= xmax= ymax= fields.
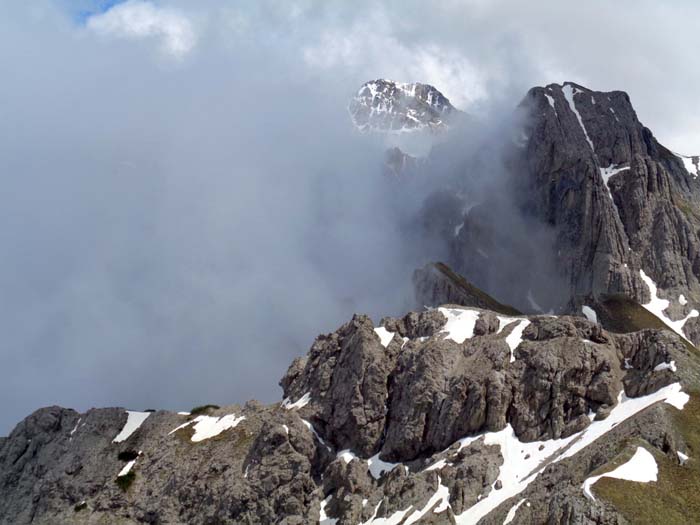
xmin=301 ymin=14 xmax=487 ymax=110
xmin=87 ymin=0 xmax=196 ymax=60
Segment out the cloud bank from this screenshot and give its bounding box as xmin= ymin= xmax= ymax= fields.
xmin=1 ymin=0 xmax=698 ymax=434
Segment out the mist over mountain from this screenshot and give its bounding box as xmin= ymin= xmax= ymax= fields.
xmin=2 ymin=2 xmax=700 ymax=524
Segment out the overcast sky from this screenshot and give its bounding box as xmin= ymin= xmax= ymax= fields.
xmin=1 ymin=0 xmax=698 ymax=434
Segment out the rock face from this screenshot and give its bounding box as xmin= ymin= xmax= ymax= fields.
xmin=349 ymin=79 xmax=458 ymax=133
xmin=437 ymin=82 xmax=700 ymax=343
xmin=1 ymin=301 xmax=696 ymax=524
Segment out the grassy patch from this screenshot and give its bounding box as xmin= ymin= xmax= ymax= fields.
xmin=594 ymin=393 xmax=700 ymax=523
xmin=117 ymin=450 xmax=139 ymax=462
xmin=595 ymin=294 xmax=698 ymax=354
xmin=115 ymin=471 xmax=135 ymax=492
xmin=190 ymin=404 xmax=220 ymax=415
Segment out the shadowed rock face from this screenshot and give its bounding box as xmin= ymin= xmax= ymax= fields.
xmin=443 ymin=82 xmax=700 ymax=343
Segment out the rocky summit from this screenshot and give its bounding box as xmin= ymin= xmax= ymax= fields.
xmin=3 ymin=81 xmax=700 ymax=525
xmin=348 ymin=79 xmax=459 ymax=133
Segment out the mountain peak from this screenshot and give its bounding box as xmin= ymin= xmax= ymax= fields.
xmin=348 ymin=79 xmax=458 ymax=133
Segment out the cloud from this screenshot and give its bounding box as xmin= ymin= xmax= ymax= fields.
xmin=0 ymin=0 xmax=699 ymax=435
xmin=87 ymin=0 xmax=196 ymax=59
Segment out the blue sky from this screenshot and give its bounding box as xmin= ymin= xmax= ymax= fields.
xmin=73 ymin=0 xmax=125 ymax=23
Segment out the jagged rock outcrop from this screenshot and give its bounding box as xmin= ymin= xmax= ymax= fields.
xmin=0 ymin=300 xmax=697 ymax=524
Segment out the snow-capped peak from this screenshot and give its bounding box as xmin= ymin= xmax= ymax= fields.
xmin=348 ymin=79 xmax=457 ymax=133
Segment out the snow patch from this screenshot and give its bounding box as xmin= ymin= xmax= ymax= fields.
xmin=118 ymin=459 xmax=136 ymax=477
xmin=582 ymin=305 xmax=598 ymax=324
xmin=374 ymin=327 xmax=395 ymax=348
xmin=113 ymin=411 xmax=150 ymax=443
xmin=368 ymin=453 xmax=401 ymax=479
xmin=599 ymin=165 xmax=630 ymax=206
xmin=319 ymin=496 xmax=338 ymax=525
xmin=496 ymin=317 xmax=531 ymax=362
xmin=582 ymin=447 xmax=657 ymax=500
xmin=562 ymin=84 xmax=594 ymax=151
xmin=453 ymin=382 xmax=687 ymax=524
xmin=653 ymin=361 xmax=677 ymax=373
xmin=544 ymin=93 xmax=556 ymax=113
xmin=503 ymin=498 xmax=527 ymax=524
xmin=169 ymin=414 xmax=245 ymax=442
xmin=70 ymin=418 xmax=81 ymax=437
xmin=403 ymin=476 xmax=451 ymax=524
xmin=337 ymin=449 xmax=358 ymax=464
xmin=281 ymin=392 xmax=311 ymax=410
xmin=680 ymin=294 xmax=688 ymax=306
xmin=677 ymin=154 xmax=699 ymax=178
xmin=640 ymin=269 xmax=699 ymax=342
xmin=677 ymin=451 xmax=689 ymax=465
xmin=438 ymin=307 xmax=480 ymax=344
xmin=301 ymin=419 xmax=332 ymax=452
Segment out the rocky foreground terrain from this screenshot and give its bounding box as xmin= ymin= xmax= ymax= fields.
xmin=2 ymin=289 xmax=699 ymax=524
xmin=3 ymin=81 xmax=700 ymax=524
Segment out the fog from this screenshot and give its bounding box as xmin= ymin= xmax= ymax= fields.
xmin=1 ymin=0 xmax=698 ymax=434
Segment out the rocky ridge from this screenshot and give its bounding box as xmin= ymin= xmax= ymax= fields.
xmin=2 ymin=286 xmax=699 ymax=524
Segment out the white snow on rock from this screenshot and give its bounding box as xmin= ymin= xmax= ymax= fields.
xmin=582 ymin=447 xmax=657 ymax=500
xmin=582 ymin=305 xmax=598 ymax=324
xmin=639 ymin=269 xmax=699 ymax=342
xmin=496 ymin=317 xmax=531 ymax=362
xmin=653 ymin=361 xmax=677 ymax=373
xmin=113 ymin=411 xmax=151 ymax=443
xmin=452 ymin=382 xmax=687 ymax=524
xmin=438 ymin=308 xmax=480 ymax=344
xmin=70 ymin=418 xmax=81 ymax=438
xmin=337 ymin=449 xmax=358 ymax=464
xmin=177 ymin=411 xmax=190 ymax=416
xmin=503 ymin=498 xmax=527 ymax=524
xmin=374 ymin=327 xmax=395 ymax=348
xmin=301 ymin=419 xmax=332 ymax=452
xmin=677 ymin=450 xmax=689 ymax=465
xmin=677 ymin=154 xmax=699 ymax=178
xmin=319 ymin=496 xmax=338 ymax=525
xmin=679 ymin=294 xmax=688 ymax=306
xmin=425 ymin=458 xmax=449 ymax=472
xmin=281 ymin=392 xmax=311 ymax=410
xmin=562 ymin=84 xmax=594 ymax=151
xmin=368 ymin=453 xmax=401 ymax=479
xmin=403 ymin=476 xmax=451 ymax=524
xmin=168 ymin=414 xmax=245 ymax=442
xmin=118 ymin=459 xmax=136 ymax=477
xmin=360 ymin=500 xmax=411 ymax=525
xmin=599 ymin=165 xmax=630 ymax=207
xmin=282 ymin=424 xmax=289 ymax=435
xmin=544 ymin=93 xmax=556 ymax=113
